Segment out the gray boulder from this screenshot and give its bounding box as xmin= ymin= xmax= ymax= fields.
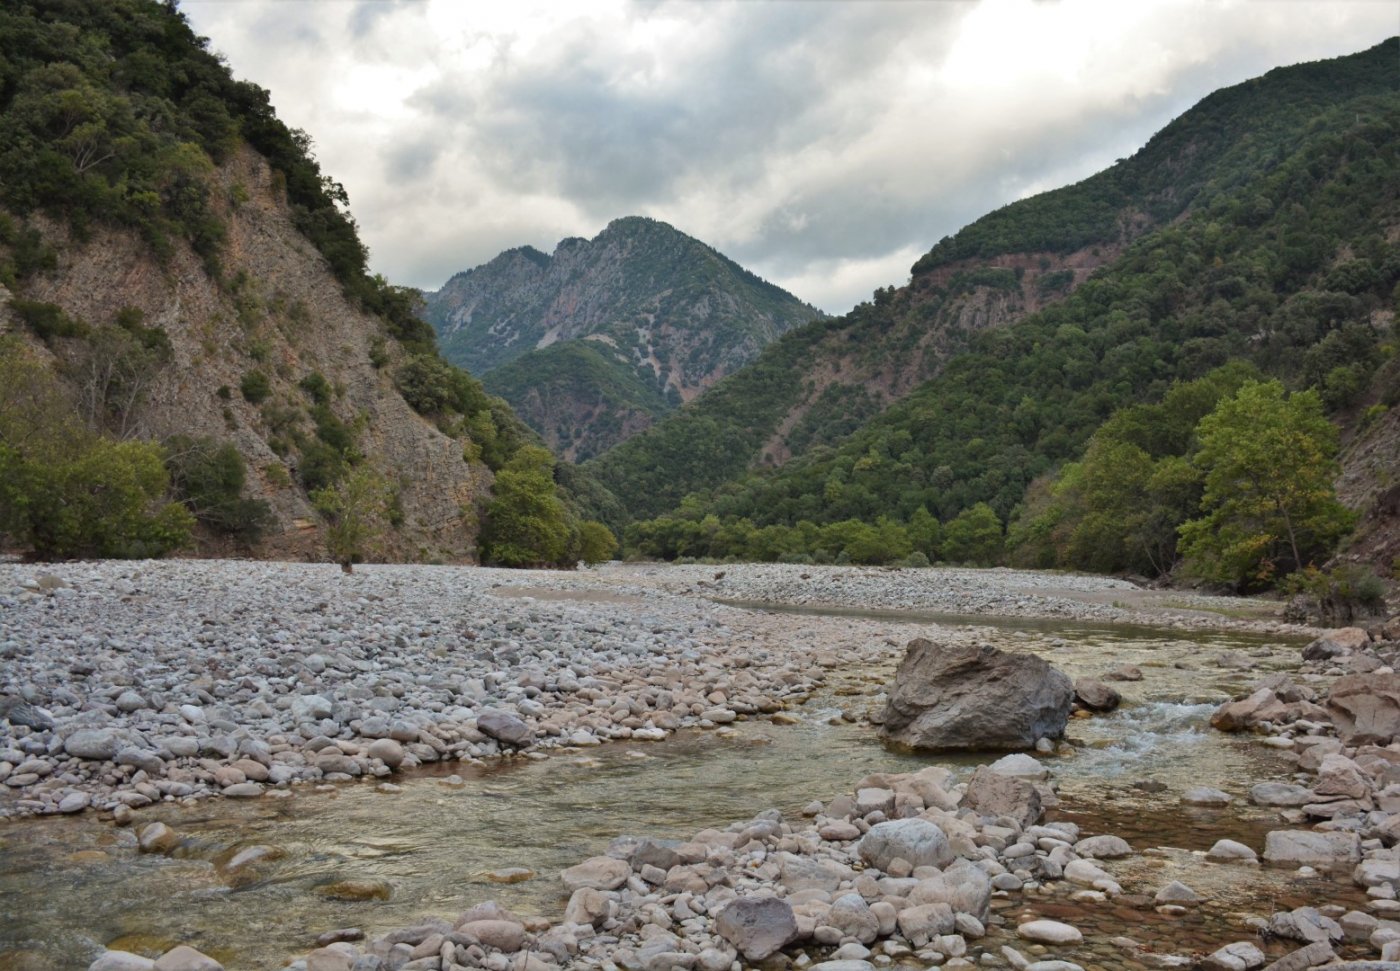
xmin=1327 ymin=674 xmax=1400 ymax=746
xmin=1303 ymin=627 xmax=1370 ymax=661
xmin=715 ymin=896 xmax=799 ymax=962
xmin=1 ymin=696 xmax=55 ymax=731
xmin=962 ymin=765 xmax=1044 ymax=828
xmin=476 ymin=709 xmax=534 ymax=748
xmin=858 ymin=818 xmax=953 ymax=871
xmin=64 ymin=728 xmax=122 ymax=761
xmin=1262 ymin=830 xmax=1361 ymax=869
xmin=878 ymin=639 xmax=1072 ymax=751
xmin=1073 ymin=678 xmax=1121 ymax=712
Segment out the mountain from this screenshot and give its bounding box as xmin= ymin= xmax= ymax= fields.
xmin=0 ymin=0 xmax=597 ymax=566
xmin=587 ymin=39 xmax=1400 ymax=571
xmin=421 ymin=217 xmax=824 ymax=460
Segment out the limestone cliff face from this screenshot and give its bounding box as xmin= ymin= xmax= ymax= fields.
xmin=2 ymin=146 xmax=488 ymax=562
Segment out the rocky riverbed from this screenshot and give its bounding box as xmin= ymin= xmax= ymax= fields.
xmin=1 ymin=560 xmax=1396 ymax=971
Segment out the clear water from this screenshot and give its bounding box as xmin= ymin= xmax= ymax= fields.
xmin=0 ymin=614 xmax=1316 ymax=970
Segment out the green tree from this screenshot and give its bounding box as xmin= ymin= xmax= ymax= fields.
xmin=312 ymin=464 xmax=391 ymax=573
xmin=576 ymin=520 xmax=618 ymax=565
xmin=0 ymin=339 xmax=191 ymax=558
xmin=942 ymin=502 xmax=1004 ymax=565
xmin=1179 ymin=380 xmax=1354 ymax=587
xmin=480 ymin=446 xmax=572 ymax=567
xmin=165 ymin=435 xmax=272 ymax=542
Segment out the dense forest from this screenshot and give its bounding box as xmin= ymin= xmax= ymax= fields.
xmin=599 ymin=39 xmax=1399 ymax=595
xmin=0 ymin=0 xmax=614 ymax=567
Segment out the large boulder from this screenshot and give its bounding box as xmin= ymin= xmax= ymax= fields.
xmin=1262 ymin=830 xmax=1361 ymax=869
xmin=858 ymin=818 xmax=953 ymax=871
xmin=962 ymin=765 xmax=1044 ymax=828
xmin=878 ymin=640 xmax=1073 ymax=751
xmin=476 ymin=710 xmax=535 ymax=748
xmin=1303 ymin=627 xmax=1370 ymax=661
xmin=715 ymin=896 xmax=799 ymax=962
xmin=1327 ymin=674 xmax=1400 ymax=746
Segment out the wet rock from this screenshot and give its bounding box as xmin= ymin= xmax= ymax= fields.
xmin=1016 ymin=919 xmax=1083 ymax=944
xmin=1262 ymin=830 xmax=1361 ymax=868
xmin=1269 ymin=907 xmax=1343 ymax=944
xmin=315 ymin=879 xmax=392 ymax=901
xmin=561 ymin=856 xmax=630 ymax=891
xmin=476 ymin=710 xmax=534 ymax=748
xmin=1154 ymin=880 xmax=1199 ymax=905
xmin=1206 ymin=839 xmax=1258 ymax=863
xmin=715 ymin=896 xmax=799 ymax=962
xmin=1328 ymin=674 xmax=1400 ymax=746
xmin=858 ymin=818 xmax=953 ymax=871
xmin=1103 ymin=665 xmax=1143 ymax=682
xmin=988 ymin=753 xmax=1050 ymax=780
xmin=878 ymin=640 xmax=1073 ymax=751
xmin=1182 ymin=787 xmax=1232 ymax=806
xmin=1073 ymin=678 xmax=1121 ymax=712
xmin=1250 ymin=783 xmax=1316 ymax=807
xmin=138 ymin=822 xmax=180 ymax=854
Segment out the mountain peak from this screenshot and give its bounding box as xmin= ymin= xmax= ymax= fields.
xmin=421 ymin=221 xmax=824 ymax=460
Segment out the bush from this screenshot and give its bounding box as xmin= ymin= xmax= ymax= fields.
xmin=240 ymin=369 xmax=271 ymax=404
xmin=1285 ymin=564 xmax=1389 ymax=624
xmin=299 ymin=371 xmax=332 ymax=405
xmin=165 ymin=435 xmax=272 ymax=542
xmin=903 ymin=551 xmax=931 ymax=568
xmin=10 ymin=299 xmax=87 ymax=342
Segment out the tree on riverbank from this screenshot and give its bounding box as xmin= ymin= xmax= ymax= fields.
xmin=1179 ymin=379 xmax=1354 ymax=588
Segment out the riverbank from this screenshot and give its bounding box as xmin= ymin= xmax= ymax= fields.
xmin=1 ymin=561 xmax=1312 ymax=820
xmin=2 ymin=560 xmax=1386 ymax=971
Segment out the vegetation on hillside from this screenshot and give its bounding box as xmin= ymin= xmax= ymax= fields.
xmin=611 ymin=40 xmax=1399 ymax=590
xmin=0 ymin=0 xmax=607 ymax=566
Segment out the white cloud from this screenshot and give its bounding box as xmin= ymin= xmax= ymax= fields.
xmin=179 ymin=0 xmax=1395 ymax=313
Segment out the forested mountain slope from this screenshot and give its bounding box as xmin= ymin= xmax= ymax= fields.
xmin=422 ymin=217 xmax=824 ymax=460
xmin=0 ymin=0 xmax=599 ymax=566
xmin=599 ymin=40 xmax=1399 ymax=578
xmin=587 ymin=39 xmax=1399 ymax=529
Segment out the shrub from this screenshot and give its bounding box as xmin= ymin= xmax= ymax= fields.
xmin=299 ymin=371 xmax=332 ymax=405
xmin=240 ymin=369 xmax=271 ymax=404
xmin=165 ymin=435 xmax=273 ymax=542
xmin=10 ymin=299 xmax=87 ymax=342
xmin=1285 ymin=564 xmax=1389 ymax=624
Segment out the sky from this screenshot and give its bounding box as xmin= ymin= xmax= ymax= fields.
xmin=180 ymin=0 xmax=1397 ymax=314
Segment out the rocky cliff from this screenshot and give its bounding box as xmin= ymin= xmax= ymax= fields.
xmin=1 ymin=145 xmax=488 ymax=561
xmin=422 ymin=217 xmax=824 ymax=459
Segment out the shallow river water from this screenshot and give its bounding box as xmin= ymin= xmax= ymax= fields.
xmin=0 ymin=608 xmax=1356 ymax=970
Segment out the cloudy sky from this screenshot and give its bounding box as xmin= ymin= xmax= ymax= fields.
xmin=180 ymin=0 xmax=1395 ymax=314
